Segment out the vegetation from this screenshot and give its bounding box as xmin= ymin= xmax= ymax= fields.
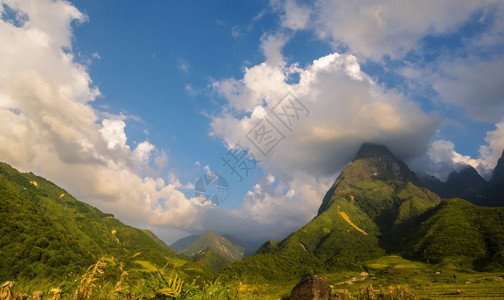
xmin=408 ymin=198 xmax=504 ymax=268
xmin=2 ymin=255 xmax=504 ymax=299
xmin=0 ymin=162 xmax=210 ymax=285
xmin=179 ymin=230 xmax=246 ymax=262
xmin=189 ymin=247 xmax=231 ymax=273
xmin=1 ymin=143 xmax=503 ymax=299
xmin=220 ymin=144 xmax=504 ymax=284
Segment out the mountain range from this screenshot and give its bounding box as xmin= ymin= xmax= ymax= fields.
xmin=420 ymin=149 xmax=504 ymax=207
xmin=219 ymin=144 xmax=504 ymax=283
xmin=1 ymin=143 xmax=503 ymax=287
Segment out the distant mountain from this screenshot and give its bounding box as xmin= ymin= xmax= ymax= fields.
xmin=0 ymin=162 xmax=209 ymax=283
xmin=420 ymin=150 xmax=504 ymax=207
xmin=486 ymin=149 xmax=504 ymax=206
xmin=189 ymin=247 xmax=231 ymax=273
xmin=222 ymin=234 xmax=259 ymax=257
xmin=175 ymin=230 xmax=246 ymax=263
xmin=493 ymin=150 xmax=504 ymax=183
xmin=170 ymin=234 xmax=200 ymax=252
xmin=421 ymin=165 xmax=487 ymax=205
xmin=219 ymin=144 xmax=504 ymax=283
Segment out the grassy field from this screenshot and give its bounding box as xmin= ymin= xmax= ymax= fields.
xmin=2 ymin=255 xmax=503 ymax=299
xmin=223 ymin=255 xmax=504 ymax=299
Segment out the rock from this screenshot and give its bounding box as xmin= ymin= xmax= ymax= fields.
xmin=291 ymin=276 xmax=330 ymax=300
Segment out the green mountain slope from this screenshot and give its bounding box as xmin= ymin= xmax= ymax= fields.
xmin=407 ymin=198 xmax=504 ymax=269
xmin=220 ymin=144 xmax=504 ymax=283
xmin=189 ymin=247 xmax=231 ymax=273
xmin=0 ymin=162 xmax=208 ymax=283
xmin=221 ymin=144 xmax=441 ymax=282
xmin=180 ymin=230 xmax=246 ymax=262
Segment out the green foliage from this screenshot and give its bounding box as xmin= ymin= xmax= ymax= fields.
xmin=0 ymin=162 xmax=209 ymax=285
xmin=219 ymin=254 xmax=298 ymax=283
xmin=219 ymin=152 xmax=444 ymax=283
xmin=189 ymin=247 xmax=231 ymax=273
xmin=408 ymin=198 xmax=504 ymax=268
xmin=180 ymin=230 xmax=246 ymax=262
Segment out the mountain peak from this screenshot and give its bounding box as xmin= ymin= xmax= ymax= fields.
xmin=201 ymin=230 xmax=217 ymax=237
xmin=354 ymin=143 xmax=395 ymax=161
xmin=492 ymin=149 xmax=504 ymax=183
xmin=317 ymin=143 xmax=423 ymax=215
xmin=178 ymin=230 xmax=246 ymax=262
xmin=447 ymin=165 xmax=485 ymax=185
xmin=353 ymin=143 xmax=420 ymax=184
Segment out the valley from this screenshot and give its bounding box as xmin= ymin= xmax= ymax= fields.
xmin=1 ymin=143 xmax=503 ymax=299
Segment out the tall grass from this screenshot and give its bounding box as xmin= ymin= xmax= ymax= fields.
xmin=355 ymin=284 xmax=418 ymax=300
xmin=2 ymin=258 xmax=426 ymax=300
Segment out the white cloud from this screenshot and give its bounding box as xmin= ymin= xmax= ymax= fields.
xmin=269 ymin=0 xmax=504 ymax=183
xmin=401 ymin=56 xmax=504 ymax=123
xmin=260 ymin=32 xmax=289 ymax=66
xmin=283 ymin=0 xmax=494 ymax=60
xmin=0 ymin=0 xmax=200 ymax=233
xmin=211 ymin=52 xmax=440 ymax=180
xmin=133 ymin=141 xmax=155 ymax=163
xmin=273 ymin=0 xmax=311 ymax=30
xmin=100 ymin=119 xmax=127 ymax=149
xmin=413 ymin=120 xmax=504 ymax=180
xmin=191 ymin=174 xmax=332 ymax=243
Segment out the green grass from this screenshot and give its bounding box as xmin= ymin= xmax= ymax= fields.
xmin=131 ymin=260 xmax=158 ymax=272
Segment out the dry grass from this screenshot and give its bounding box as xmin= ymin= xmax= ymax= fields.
xmin=73 ymin=257 xmax=107 ymax=300
xmin=355 ymin=284 xmax=418 ymax=300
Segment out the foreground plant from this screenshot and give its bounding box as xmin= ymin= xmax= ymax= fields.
xmin=356 ymin=284 xmax=418 ymax=300
xmin=73 ymin=257 xmax=108 ymax=299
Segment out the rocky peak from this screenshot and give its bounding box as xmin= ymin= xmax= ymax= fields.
xmin=353 ymin=143 xmax=420 ymax=184
xmin=491 ymin=149 xmax=504 ymax=184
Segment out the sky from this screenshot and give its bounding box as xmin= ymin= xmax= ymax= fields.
xmin=1 ymin=0 xmax=503 ymax=245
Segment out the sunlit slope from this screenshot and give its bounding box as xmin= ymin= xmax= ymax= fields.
xmin=0 ymin=162 xmax=208 ymax=283
xmin=220 ymin=144 xmax=441 ymax=282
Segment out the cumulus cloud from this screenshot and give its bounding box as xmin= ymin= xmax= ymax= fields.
xmin=211 ymin=52 xmax=440 ymax=180
xmin=272 ymin=0 xmax=504 ymax=180
xmin=0 ymin=0 xmax=336 ymax=246
xmin=208 ymin=44 xmax=440 ymax=243
xmin=416 ymin=120 xmax=504 ymax=180
xmin=191 ymin=174 xmax=332 ymax=243
xmin=0 ymin=0 xmax=199 ymax=232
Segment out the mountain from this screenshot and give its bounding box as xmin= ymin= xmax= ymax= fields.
xmin=220 ymin=144 xmax=440 ymax=282
xmin=420 ymin=150 xmax=504 ymax=207
xmin=0 ymin=162 xmax=209 ymax=283
xmin=170 ymin=234 xmax=200 ymax=252
xmin=486 ymin=149 xmax=504 ymax=206
xmin=170 ymin=230 xmax=247 ymax=273
xmin=189 ymin=247 xmax=231 ymax=273
xmin=176 ymin=230 xmax=246 ymax=262
xmin=421 ymin=166 xmax=487 ymax=205
xmin=407 ymin=198 xmax=504 ymax=269
xmin=219 ymin=143 xmax=504 ymax=283
xmin=493 ymin=149 xmax=504 ymax=183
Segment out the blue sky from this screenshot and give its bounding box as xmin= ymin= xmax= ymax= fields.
xmin=1 ymin=0 xmax=503 ymax=244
